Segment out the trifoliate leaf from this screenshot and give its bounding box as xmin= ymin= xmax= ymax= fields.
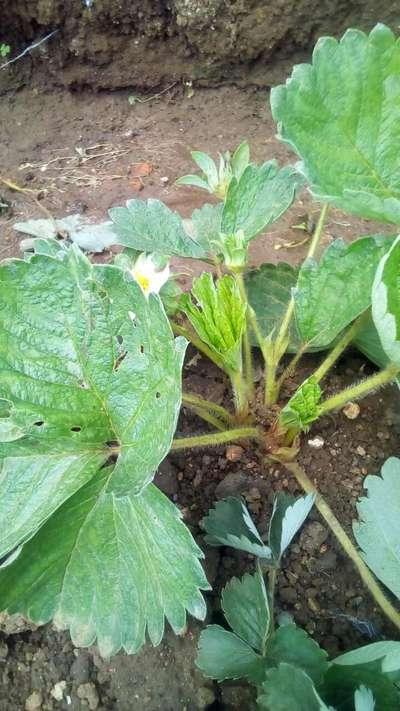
xmin=245 ymin=262 xmax=300 ymax=350
xmin=269 ymin=493 xmax=315 ymax=561
xmin=280 ymin=377 xmax=322 ymax=431
xmin=353 ymin=457 xmax=400 ymax=599
xmin=196 ymin=625 xmax=266 ymax=683
xmin=222 ymin=161 xmax=303 ymax=240
xmin=202 ymin=497 xmax=272 ymax=560
xmin=355 ymin=686 xmax=375 ymax=711
xmin=333 ymin=642 xmax=400 ymax=674
xmin=321 ymin=661 xmax=400 ymax=710
xmin=295 ymin=237 xmax=394 ymax=349
xmin=14 ymin=215 xmax=118 ymax=253
xmin=265 ymin=625 xmax=328 ymax=685
xmin=258 ymin=663 xmax=330 ymax=711
xmin=0 ymin=468 xmax=208 ymax=656
xmin=222 ymin=571 xmax=270 ymax=653
xmin=181 ymin=273 xmax=246 ymax=372
xmin=271 ymin=24 xmax=400 ymax=224
xmin=109 ymin=198 xmax=206 ymax=258
xmin=0 ymin=246 xmax=186 ymax=558
xmin=372 ymin=235 xmax=400 ymax=367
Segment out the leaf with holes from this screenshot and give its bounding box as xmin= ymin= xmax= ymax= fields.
xmin=109 ymin=198 xmax=206 ymax=258
xmin=353 ymin=457 xmax=400 ymax=599
xmin=271 ymin=24 xmax=400 ymax=224
xmin=0 ymin=245 xmax=209 ymax=653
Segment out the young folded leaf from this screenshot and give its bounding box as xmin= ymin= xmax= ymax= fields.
xmin=353 ymin=457 xmax=400 ymax=599
xmin=0 ymin=245 xmax=209 ymax=654
xmin=372 ymin=235 xmax=400 ymax=367
xmin=271 ymin=24 xmax=400 ymax=224
xmin=176 ymin=142 xmax=250 ymax=199
xmin=295 ymin=237 xmax=394 ymax=349
xmin=354 ymin=686 xmax=375 ymax=711
xmin=258 ymin=663 xmax=331 ymax=711
xmin=222 ymin=161 xmax=303 ymax=241
xmin=181 ymin=273 xmax=246 ymax=373
xmin=269 ymin=493 xmax=315 ymax=561
xmin=280 ymin=377 xmax=322 ymax=431
xmin=109 ymin=198 xmax=206 ymax=259
xmin=202 ymin=497 xmax=272 ymax=559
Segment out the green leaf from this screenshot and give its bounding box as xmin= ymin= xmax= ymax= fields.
xmin=189 ymin=202 xmax=224 ymax=253
xmin=295 ymin=237 xmax=394 ymax=349
xmin=181 ymin=273 xmax=246 ymax=372
xmin=271 ymin=24 xmax=400 ymax=224
xmin=196 ymin=625 xmax=265 ymax=683
xmin=245 ymin=262 xmax=300 ymax=350
xmin=353 ymin=317 xmax=390 ymax=369
xmin=265 ymin=625 xmax=329 ymax=685
xmin=333 ymin=642 xmax=400 ymax=674
xmin=109 ymin=199 xmax=206 ymax=258
xmin=222 ymin=161 xmax=303 ymax=240
xmin=321 ymin=661 xmax=400 ymax=710
xmin=14 ymin=215 xmax=118 ymax=253
xmin=353 ymin=457 xmax=400 ymax=599
xmin=231 ymin=141 xmax=251 ymax=180
xmin=355 ymin=686 xmax=375 ymax=711
xmin=280 ymin=377 xmax=322 ymax=431
xmin=222 ymin=571 xmax=270 ymax=653
xmin=0 ymin=468 xmax=209 ymax=656
xmin=191 ymin=150 xmax=219 ymax=186
xmin=269 ymin=493 xmax=315 ymax=561
xmin=372 ymin=235 xmax=400 ymax=366
xmin=175 ymin=174 xmax=211 ymax=192
xmin=0 ymin=246 xmax=186 ymax=558
xmin=258 ymin=663 xmax=330 ymax=711
xmin=202 ymin=497 xmax=272 ymax=559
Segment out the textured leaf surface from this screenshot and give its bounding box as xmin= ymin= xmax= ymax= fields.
xmin=189 ymin=203 xmax=224 ymax=253
xmin=245 ymin=262 xmax=299 ymax=349
xmin=222 ymin=161 xmax=302 ymax=240
xmin=334 ymin=642 xmax=400 ymax=674
xmin=0 ymin=246 xmax=186 ymax=557
xmin=181 ymin=273 xmax=246 ymax=372
xmin=265 ymin=625 xmax=328 ymax=685
xmin=271 ymin=24 xmax=400 ymax=224
xmin=372 ymin=235 xmax=400 ymax=366
xmin=109 ymin=198 xmax=206 ymax=258
xmin=280 ymin=377 xmax=322 ymax=431
xmin=222 ymin=572 xmax=270 ymax=652
xmin=322 ymin=662 xmax=400 ymax=711
xmin=269 ymin=494 xmax=315 ymax=561
xmin=196 ymin=625 xmax=265 ymax=683
xmin=0 ymin=468 xmax=208 ymax=656
xmin=295 ymin=237 xmax=394 ymax=348
xmin=202 ymin=497 xmax=272 ymax=559
xmin=259 ymin=664 xmax=330 ymax=711
xmin=353 ymin=457 xmax=400 ymax=599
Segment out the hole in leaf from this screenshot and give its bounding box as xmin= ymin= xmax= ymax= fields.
xmin=79 ymin=381 xmax=89 ymax=389
xmin=116 ymin=334 xmax=124 ymax=345
xmin=113 ymin=351 xmax=127 ymax=371
xmin=140 ymin=344 xmax=144 ymax=354
xmin=71 ymin=426 xmax=81 ymax=432
xmin=156 ymin=392 xmax=161 ymax=399
xmin=106 ymin=439 xmax=120 ymax=448
xmin=33 ymin=421 xmax=44 ymax=426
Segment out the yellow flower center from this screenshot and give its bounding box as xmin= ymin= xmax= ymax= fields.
xmin=137 ymin=274 xmax=150 ymax=292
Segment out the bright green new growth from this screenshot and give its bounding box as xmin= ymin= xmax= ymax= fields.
xmin=0 ymin=44 xmax=11 ymax=58
xmin=280 ymin=377 xmax=322 ymax=431
xmin=176 ymin=141 xmax=251 ymax=198
xmin=0 ymin=245 xmax=209 ymax=654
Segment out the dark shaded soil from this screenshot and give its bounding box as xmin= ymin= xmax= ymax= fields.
xmin=1 ymin=0 xmax=399 ymax=92
xmin=0 ymin=85 xmax=399 ymax=710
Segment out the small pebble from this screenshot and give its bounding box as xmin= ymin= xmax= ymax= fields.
xmin=77 ymin=682 xmax=99 ymax=711
xmin=25 ymin=691 xmax=43 ymax=711
xmin=308 ymin=436 xmax=324 ymax=449
xmin=356 ymin=445 xmax=366 ymax=456
xmin=225 ymin=445 xmax=244 ymax=462
xmin=343 ymin=402 xmax=360 ymax=419
xmin=51 ymin=681 xmax=67 ymax=701
xmin=0 ymin=640 xmax=8 ymax=658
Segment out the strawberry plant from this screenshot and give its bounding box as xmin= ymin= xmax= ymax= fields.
xmin=1 ymin=23 xmax=400 ymax=659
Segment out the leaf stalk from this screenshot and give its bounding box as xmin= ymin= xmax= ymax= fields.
xmin=171 ymin=426 xmax=263 ymax=451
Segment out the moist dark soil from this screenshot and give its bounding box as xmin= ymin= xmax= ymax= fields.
xmin=0 ymin=85 xmax=399 ymax=710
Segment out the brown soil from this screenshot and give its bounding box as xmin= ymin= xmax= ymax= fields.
xmin=0 ymin=85 xmax=399 ymax=711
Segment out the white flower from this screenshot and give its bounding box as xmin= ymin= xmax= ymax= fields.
xmin=131 ymin=253 xmax=170 ymax=296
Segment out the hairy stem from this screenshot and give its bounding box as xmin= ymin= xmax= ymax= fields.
xmin=171 ymin=426 xmax=263 ymax=451
xmin=235 ymin=272 xmax=255 ymax=401
xmin=320 ymin=363 xmax=399 ymax=415
xmin=182 ymin=393 xmax=235 ymax=425
xmin=229 ymin=369 xmax=249 ymax=418
xmin=171 ymin=321 xmax=226 ymax=372
xmin=313 ymin=310 xmax=370 ymax=384
xmin=282 ymin=460 xmax=400 ymax=633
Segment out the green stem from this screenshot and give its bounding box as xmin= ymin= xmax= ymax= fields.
xmin=320 ymin=363 xmax=399 ymax=415
xmin=182 ymin=393 xmax=235 ymax=425
xmin=283 ymin=461 xmax=400 ymax=633
xmin=265 ymin=204 xmax=329 ymax=406
xmin=248 ymin=306 xmax=269 ymax=361
xmin=229 ymin=369 xmax=249 ymax=417
xmin=235 ymin=272 xmax=255 ymax=401
xmin=268 ymin=566 xmax=278 ymax=636
xmin=171 ymin=426 xmax=263 ymax=451
xmin=276 ymin=343 xmax=308 ymax=392
xmin=171 ymin=321 xmax=226 ymax=373
xmin=313 ymin=311 xmax=370 ymax=384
